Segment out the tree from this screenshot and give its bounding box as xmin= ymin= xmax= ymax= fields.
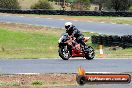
xmin=31 ymin=0 xmax=53 ymax=9
xmin=128 ymin=0 xmax=132 ymax=7
xmin=91 ymin=0 xmax=131 ymax=11
xmin=110 ymin=0 xmax=129 ymax=11
xmin=106 ymin=0 xmax=130 ymax=11
xmin=48 ymin=0 xmax=57 ymax=1
xmin=90 ymin=0 xmax=106 ymax=11
xmin=82 ymin=0 xmax=91 ymax=10
xmin=0 ymin=0 xmax=20 ymax=9
xmin=70 ymin=0 xmax=90 ymax=10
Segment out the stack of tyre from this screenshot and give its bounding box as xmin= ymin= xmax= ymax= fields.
xmin=91 ymin=35 xmax=132 ymax=49
xmin=1 ymin=9 xmax=132 ymax=17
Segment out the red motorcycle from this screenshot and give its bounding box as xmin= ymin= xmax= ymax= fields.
xmin=58 ymin=33 xmax=95 ymax=60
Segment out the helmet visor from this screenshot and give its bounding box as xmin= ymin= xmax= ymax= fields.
xmin=65 ymin=25 xmax=70 ymax=29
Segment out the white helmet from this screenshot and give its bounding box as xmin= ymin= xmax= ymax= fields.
xmin=65 ymin=22 xmax=73 ymax=30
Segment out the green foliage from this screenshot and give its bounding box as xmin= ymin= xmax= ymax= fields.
xmin=82 ymin=0 xmax=91 ymax=10
xmin=31 ymin=80 xmax=43 ymax=85
xmin=0 ymin=81 xmax=5 ymax=86
xmin=0 ymin=81 xmax=20 ymax=87
xmin=66 ymin=0 xmax=76 ymax=3
xmin=6 ymin=81 xmax=20 ymax=86
xmin=91 ymin=0 xmax=131 ymax=11
xmin=48 ymin=0 xmax=57 ymax=2
xmin=31 ymin=0 xmax=53 ymax=9
xmin=71 ymin=0 xmax=90 ymax=10
xmin=111 ymin=0 xmax=129 ymax=11
xmin=90 ymin=0 xmax=106 ymax=11
xmin=104 ymin=0 xmax=129 ymax=11
xmin=0 ymin=0 xmax=21 ymax=9
xmin=129 ymin=6 xmax=132 ymax=11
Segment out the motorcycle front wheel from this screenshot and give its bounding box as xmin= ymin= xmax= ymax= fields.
xmin=58 ymin=46 xmax=71 ymax=60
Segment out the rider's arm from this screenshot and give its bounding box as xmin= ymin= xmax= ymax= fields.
xmin=72 ymin=28 xmax=79 ymax=36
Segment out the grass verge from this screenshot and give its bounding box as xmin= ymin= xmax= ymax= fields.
xmin=31 ymin=80 xmax=43 ymax=85
xmin=0 ymin=74 xmax=76 ymax=87
xmin=0 ymin=22 xmax=64 ymax=59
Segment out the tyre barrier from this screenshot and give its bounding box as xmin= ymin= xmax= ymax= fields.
xmin=0 ymin=9 xmax=132 ymax=17
xmin=91 ymin=35 xmax=132 ymax=48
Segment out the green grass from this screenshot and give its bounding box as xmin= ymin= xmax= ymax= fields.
xmin=0 ymin=81 xmax=20 ymax=87
xmin=21 ymin=14 xmax=115 ymax=19
xmin=0 ymin=81 xmax=5 ymax=86
xmin=0 ymin=27 xmax=62 ymax=59
xmin=31 ymin=80 xmax=43 ymax=86
xmin=112 ymin=19 xmax=132 ymax=25
xmin=6 ymin=81 xmax=20 ymax=86
xmin=104 ymin=48 xmax=132 ymax=58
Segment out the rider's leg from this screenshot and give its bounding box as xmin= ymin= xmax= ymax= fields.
xmin=77 ymin=36 xmax=88 ymax=50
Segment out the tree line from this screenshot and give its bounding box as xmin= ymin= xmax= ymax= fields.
xmin=0 ymin=0 xmax=132 ymax=11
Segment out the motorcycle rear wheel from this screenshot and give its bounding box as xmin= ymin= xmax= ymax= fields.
xmin=85 ymin=46 xmax=95 ymax=60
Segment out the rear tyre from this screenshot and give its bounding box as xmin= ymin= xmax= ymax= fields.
xmin=85 ymin=46 xmax=95 ymax=60
xmin=58 ymin=46 xmax=71 ymax=60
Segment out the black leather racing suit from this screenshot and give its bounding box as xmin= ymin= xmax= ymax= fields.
xmin=66 ymin=26 xmax=87 ymax=48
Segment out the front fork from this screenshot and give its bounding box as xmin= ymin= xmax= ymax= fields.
xmin=67 ymin=45 xmax=72 ymax=56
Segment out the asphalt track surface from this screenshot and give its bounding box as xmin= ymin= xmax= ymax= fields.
xmin=0 ymin=58 xmax=132 ymax=74
xmin=0 ymin=15 xmax=132 ymax=35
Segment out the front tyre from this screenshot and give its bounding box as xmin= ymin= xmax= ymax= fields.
xmin=58 ymin=46 xmax=71 ymax=60
xmin=85 ymin=46 xmax=95 ymax=60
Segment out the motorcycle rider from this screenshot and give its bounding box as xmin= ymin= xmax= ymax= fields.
xmin=64 ymin=22 xmax=88 ymax=51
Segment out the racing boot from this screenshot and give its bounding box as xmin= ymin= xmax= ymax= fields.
xmin=84 ymin=45 xmax=89 ymax=52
